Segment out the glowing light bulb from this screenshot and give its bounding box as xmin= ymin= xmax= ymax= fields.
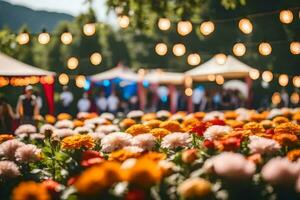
xmin=207 ymin=74 xmax=216 ymax=81
xmin=262 ymin=71 xmax=273 ymax=82
xmin=238 ymin=18 xmax=253 ymax=34
xmin=76 ymin=75 xmax=86 ymax=88
xmin=233 ymin=43 xmax=246 ymax=56
xmin=172 ymin=43 xmax=186 ymax=56
xmin=278 ymin=74 xmax=289 ymax=87
xmin=17 ymin=32 xmax=30 ymax=45
xmin=177 ymin=21 xmax=193 ymax=36
xmin=185 ymin=88 xmax=193 ymax=96
xmin=272 ymin=92 xmax=281 ymax=105
xmin=83 ymin=23 xmax=96 ymax=36
xmin=187 ymin=53 xmax=201 ymax=66
xmin=259 ymin=42 xmax=272 ymax=56
xmin=249 ymin=69 xmax=260 ymax=80
xmin=67 ymin=57 xmax=79 ymax=70
xmin=279 ymin=10 xmax=293 ymax=24
xmin=293 ymin=76 xmax=300 ymax=88
xmin=216 ymin=75 xmax=224 ymax=85
xmin=215 ymin=53 xmax=227 ymax=65
xmin=58 ymin=73 xmax=69 ymax=85
xmin=155 ymin=43 xmax=168 ymax=56
xmin=61 ymin=32 xmax=73 ymax=45
xmin=290 ymin=92 xmax=299 ymax=104
xmin=290 ymin=42 xmax=300 ymax=55
xmin=200 ymin=21 xmax=215 ymax=36
xmin=158 ymin=18 xmax=171 ymax=31
xmin=38 ymin=32 xmax=50 ymax=44
xmin=90 ymin=52 xmax=102 ymax=65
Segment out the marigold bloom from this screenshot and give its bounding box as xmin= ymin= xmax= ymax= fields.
xmin=141 ymin=113 xmax=157 ymax=122
xmin=272 ymin=116 xmax=289 ymax=125
xmin=224 ymin=111 xmax=238 ymax=120
xmin=75 ymin=162 xmax=121 ymax=195
xmin=287 ymin=149 xmax=300 ymax=161
xmin=144 ymin=119 xmax=162 ymax=129
xmin=182 ymin=118 xmax=199 ymax=131
xmin=109 ymin=149 xmax=142 ymax=162
xmin=159 ymin=120 xmax=183 ymax=132
xmin=0 ymin=134 xmax=14 ymax=144
xmin=57 ymin=113 xmax=72 ymax=121
xmin=193 ymin=112 xmax=205 ymax=120
xmin=225 ymin=120 xmax=244 ymax=128
xmin=125 ymin=124 xmax=150 ymax=136
xmin=272 ymin=133 xmax=298 ymax=146
xmin=61 ymin=135 xmax=95 ymax=150
xmin=274 ymin=122 xmax=300 ymax=135
xmin=12 ymin=181 xmax=50 ymax=200
xmin=243 ymin=122 xmax=265 ymax=134
xmin=150 ymin=128 xmax=170 ymax=139
xmin=45 ymin=114 xmax=56 ymax=124
xmin=177 ymin=177 xmax=212 ymax=199
xmin=120 ymin=118 xmax=136 ymax=129
xmin=73 ymin=119 xmax=84 ymax=127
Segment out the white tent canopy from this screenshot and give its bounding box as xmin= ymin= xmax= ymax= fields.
xmin=89 ymin=65 xmax=140 ymax=82
xmin=185 ymin=55 xmax=256 ymax=81
xmin=0 ymin=52 xmax=55 ymax=76
xmin=144 ymin=70 xmax=185 ymax=85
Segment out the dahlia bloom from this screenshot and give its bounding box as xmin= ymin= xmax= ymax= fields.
xmin=0 ymin=161 xmax=20 ymax=178
xmin=161 ymin=132 xmax=190 ymax=149
xmin=204 ymin=152 xmax=256 ymax=179
xmin=203 ymin=125 xmax=232 ymax=140
xmin=15 ymin=144 xmax=41 ymax=163
xmin=0 ymin=139 xmax=25 ymax=159
xmin=131 ymin=133 xmax=156 ymax=150
xmin=101 ymin=132 xmax=132 ymax=153
xmin=248 ymin=135 xmax=281 ymax=155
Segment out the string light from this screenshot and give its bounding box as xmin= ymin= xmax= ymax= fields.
xmin=262 ymin=71 xmax=273 ymax=82
xmin=177 ymin=20 xmax=193 ymax=36
xmin=272 ymin=92 xmax=281 ymax=105
xmin=290 ymin=42 xmax=300 ymax=55
xmin=258 ymin=42 xmax=272 ymax=56
xmin=17 ymin=31 xmax=30 ymax=45
xmin=38 ymin=30 xmax=50 ymax=45
xmin=215 ymin=53 xmax=227 ymax=65
xmin=90 ymin=52 xmax=102 ymax=65
xmin=67 ymin=57 xmax=79 ymax=70
xmin=207 ymin=74 xmax=216 ymax=81
xmin=232 ymin=43 xmax=246 ymax=56
xmin=199 ymin=21 xmax=215 ymax=36
xmin=158 ymin=18 xmax=171 ymax=31
xmin=293 ymin=76 xmax=300 ymax=88
xmin=278 ymin=74 xmax=289 ymax=87
xmin=40 ymin=76 xmax=54 ymax=84
xmin=216 ymin=75 xmax=224 ymax=85
xmin=187 ymin=53 xmax=201 ymax=66
xmin=83 ymin=23 xmax=96 ymax=36
xmin=172 ymin=43 xmax=186 ymax=56
xmin=185 ymin=88 xmax=193 ymax=96
xmin=249 ymin=69 xmax=260 ymax=80
xmin=58 ymin=73 xmax=69 ymax=85
xmin=290 ymin=92 xmax=299 ymax=104
xmin=238 ymin=18 xmax=253 ymax=34
xmin=76 ymin=75 xmax=86 ymax=88
xmin=61 ymin=32 xmax=73 ymax=45
xmin=279 ymin=10 xmax=293 ymax=24
xmin=118 ymin=15 xmax=130 ymax=29
xmin=0 ymin=77 xmax=9 ymax=87
xmin=155 ymin=43 xmax=168 ymax=56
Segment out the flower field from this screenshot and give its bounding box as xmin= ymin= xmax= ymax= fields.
xmin=1 ymin=108 xmax=300 ymax=200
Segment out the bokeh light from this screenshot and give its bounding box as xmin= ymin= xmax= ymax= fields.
xmin=61 ymin=32 xmax=73 ymax=45
xmin=187 ymin=53 xmax=201 ymax=66
xmin=155 ymin=43 xmax=168 ymax=56
xmin=90 ymin=52 xmax=102 ymax=65
xmin=177 ymin=21 xmax=193 ymax=36
xmin=199 ymin=21 xmax=214 ymax=36
xmin=238 ymin=18 xmax=253 ymax=34
xmin=233 ymin=43 xmax=246 ymax=56
xmin=258 ymin=42 xmax=272 ymax=56
xmin=158 ymin=18 xmax=171 ymax=31
xmin=262 ymin=71 xmax=273 ymax=82
xmin=58 ymin=73 xmax=69 ymax=85
xmin=172 ymin=43 xmax=186 ymax=56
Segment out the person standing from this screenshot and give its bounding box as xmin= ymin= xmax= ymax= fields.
xmin=77 ymin=92 xmax=91 ymax=113
xmin=16 ymin=85 xmax=39 ymax=125
xmin=107 ymin=91 xmax=119 ymax=114
xmin=96 ymin=91 xmax=107 ymax=113
xmin=60 ymin=86 xmax=74 ymax=114
xmin=0 ymin=97 xmax=15 ymax=133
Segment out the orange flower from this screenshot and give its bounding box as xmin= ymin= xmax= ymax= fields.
xmin=144 ymin=119 xmax=162 ymax=129
xmin=45 ymin=114 xmax=56 ymax=124
xmin=140 ymin=152 xmax=166 ymax=162
xmin=150 ymin=128 xmax=170 ymax=139
xmin=0 ymin=134 xmax=14 ymax=143
xmin=75 ymin=161 xmax=121 ymax=195
xmin=243 ymin=122 xmax=265 ymax=134
xmin=272 ymin=133 xmax=298 ymax=146
xmin=57 ymin=113 xmax=72 ymax=121
xmin=61 ymin=135 xmax=95 ymax=150
xmin=272 ymin=116 xmax=289 ymax=125
xmin=260 ymin=120 xmax=273 ymax=130
xmin=182 ymin=118 xmax=199 ymax=130
xmin=120 ymin=118 xmax=136 ymax=129
xmin=159 ymin=120 xmax=183 ymax=132
xmin=274 ymin=122 xmax=300 ymax=135
xmin=73 ymin=119 xmax=84 ymax=127
xmin=250 ymin=113 xmax=267 ymax=122
xmin=292 ymin=112 xmax=300 ymax=123
xmin=224 ymin=111 xmax=238 ymax=120
xmin=125 ymin=124 xmax=150 ymax=136
xmin=225 ymin=120 xmax=244 ymax=128
xmin=123 ymin=158 xmax=162 ymax=189
xmin=12 ymin=181 xmax=50 ymax=200
xmin=287 ymin=149 xmax=300 ymax=161
xmin=109 ymin=149 xmax=142 ymax=162
xmin=141 ymin=113 xmax=157 ymax=122
xmin=193 ymin=112 xmax=205 ymax=120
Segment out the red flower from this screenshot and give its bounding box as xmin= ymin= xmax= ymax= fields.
xmin=203 ymin=139 xmax=215 ymax=149
xmin=221 ymin=137 xmax=241 ymax=151
xmin=266 ymin=128 xmax=275 ymax=135
xmin=81 ymin=150 xmax=103 ymax=167
xmin=209 ymin=118 xmax=226 ymax=126
xmin=125 ymin=189 xmax=146 ymax=200
xmin=42 ymin=179 xmax=60 ymax=192
xmin=67 ymin=176 xmax=78 ymax=186
xmin=191 ymin=122 xmax=211 ymax=136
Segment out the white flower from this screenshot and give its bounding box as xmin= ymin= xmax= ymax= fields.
xmin=101 ymin=132 xmax=132 ymax=153
xmin=248 ymin=135 xmax=281 ymax=155
xmin=85 ymin=117 xmax=107 ymax=126
xmin=235 ymin=109 xmax=250 ymax=121
xmin=88 ymin=132 xmax=106 ymax=142
xmin=40 ymin=124 xmax=56 ymax=135
xmin=96 ymin=125 xmax=120 ymax=134
xmin=84 ymin=123 xmax=96 ymax=130
xmin=77 ymin=112 xmax=90 ymax=119
xmin=52 ymin=128 xmax=76 ymax=139
xmin=127 ymin=110 xmax=144 ymax=119
xmin=55 ymin=120 xmax=74 ymax=129
xmin=161 ymin=132 xmax=190 ymax=149
xmin=261 ymin=157 xmax=300 ymax=185
xmin=203 ymin=111 xmax=225 ymax=121
xmin=268 ymin=108 xmax=283 ymax=119
xmin=74 ymin=126 xmax=92 ymax=134
xmin=100 ymin=113 xmax=115 ymax=121
xmin=29 ymin=133 xmax=45 ymax=140
xmin=15 ymin=144 xmax=41 ymax=163
xmin=0 ymin=161 xmax=20 ymax=178
xmin=203 ymin=125 xmax=232 ymax=140
xmin=0 ymin=139 xmax=25 ymax=159
xmin=131 ymin=133 xmax=156 ymax=150
xmin=157 ymin=110 xmax=171 ymax=118
xmin=204 ymin=152 xmax=256 ymax=179
xmin=14 ymin=124 xmax=36 ymax=135
xmin=123 ymin=146 xmax=144 ymax=153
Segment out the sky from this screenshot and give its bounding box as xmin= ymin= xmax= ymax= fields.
xmin=2 ymin=0 xmax=117 ymax=24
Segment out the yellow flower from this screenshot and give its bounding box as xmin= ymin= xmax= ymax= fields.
xmin=260 ymin=120 xmax=273 ymax=129
xmin=61 ymin=135 xmax=95 ymax=150
xmin=159 ymin=120 xmax=183 ymax=132
xmin=45 ymin=114 xmax=56 ymax=124
xmin=73 ymin=119 xmax=84 ymax=127
xmin=177 ymin=178 xmax=212 ymax=199
xmin=109 ymin=149 xmax=142 ymax=162
xmin=226 ymin=120 xmax=244 ymax=128
xmin=0 ymin=134 xmax=14 ymax=143
xmin=287 ymin=149 xmax=300 ymax=161
xmin=273 ymin=133 xmax=298 ymax=146
xmin=144 ymin=119 xmax=162 ymax=129
xmin=57 ymin=113 xmax=72 ymax=121
xmin=141 ymin=113 xmax=157 ymax=122
xmin=123 ymin=158 xmax=162 ymax=188
xmin=150 ymin=128 xmax=170 ymax=139
xmin=193 ymin=112 xmax=205 ymax=120
xmin=12 ymin=181 xmax=50 ymax=200
xmin=292 ymin=112 xmax=300 ymax=123
xmin=141 ymin=152 xmax=167 ymax=162
xmin=243 ymin=122 xmax=265 ymax=134
xmin=250 ymin=113 xmax=267 ymax=122
xmin=274 ymin=122 xmax=300 ymax=135
xmin=125 ymin=124 xmax=150 ymax=136
xmin=75 ymin=161 xmax=121 ymax=196
xmin=120 ymin=118 xmax=136 ymax=129
xmin=272 ymin=116 xmax=289 ymax=125
xmin=224 ymin=111 xmax=238 ymax=120
xmin=182 ymin=118 xmax=199 ymax=131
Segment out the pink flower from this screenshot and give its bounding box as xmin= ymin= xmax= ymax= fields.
xmin=248 ymin=136 xmax=281 ymax=155
xmin=204 ymin=152 xmax=256 ymax=179
xmin=203 ymin=125 xmax=232 ymax=140
xmin=40 ymin=124 xmax=56 ymax=135
xmin=101 ymin=132 xmax=132 ymax=153
xmin=55 ymin=120 xmax=74 ymax=129
xmin=52 ymin=128 xmax=76 ymax=139
xmin=15 ymin=144 xmax=41 ymax=163
xmin=131 ymin=134 xmax=156 ymax=150
xmin=0 ymin=139 xmax=25 ymax=159
xmin=161 ymin=132 xmax=190 ymax=149
xmin=96 ymin=125 xmax=120 ymax=134
xmin=14 ymin=124 xmax=36 ymax=135
xmin=0 ymin=161 xmax=20 ymax=178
